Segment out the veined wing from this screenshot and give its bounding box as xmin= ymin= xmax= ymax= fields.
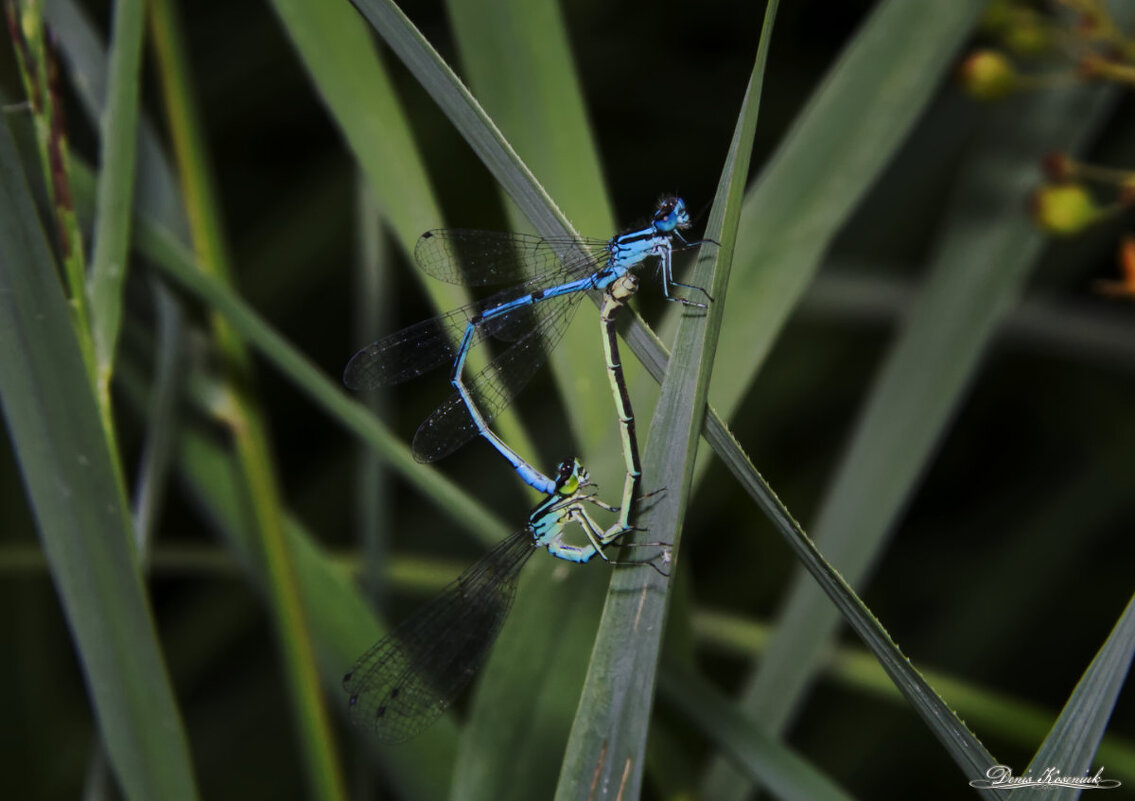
xmin=343 ymin=273 xmax=573 ymax=390
xmin=414 ymin=229 xmax=611 ymax=287
xmin=342 ymin=529 xmax=536 ymax=742
xmin=411 ymin=284 xmax=588 ymax=463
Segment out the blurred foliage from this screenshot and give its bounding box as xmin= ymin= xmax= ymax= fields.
xmin=1 ymin=0 xmax=1133 ymax=799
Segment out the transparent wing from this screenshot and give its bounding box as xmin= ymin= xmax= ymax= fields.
xmin=414 ymin=229 xmax=610 ymax=286
xmin=343 ymin=274 xmax=568 ymax=390
xmin=342 ymin=530 xmax=536 ymax=742
xmin=410 ymin=287 xmax=588 ymax=463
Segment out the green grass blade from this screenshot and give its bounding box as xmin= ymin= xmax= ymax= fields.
xmin=144 ymin=3 xmax=348 ymax=796
xmin=6 ymin=2 xmax=96 ymax=380
xmin=554 ymin=5 xmax=775 ymax=793
xmin=446 ymin=0 xmax=611 ymax=233
xmin=266 ymin=0 xmax=440 ymax=251
xmin=174 ymin=428 xmax=459 ymax=801
xmin=352 ymin=177 xmax=393 ymax=602
xmin=452 ymin=559 xmax=611 ymax=800
xmin=698 ymin=429 xmax=1005 ymax=796
xmin=347 ymin=0 xmax=588 ymax=242
xmin=1011 ymin=594 xmax=1135 ymax=800
xmin=433 ymin=1 xmax=626 ymax=791
xmin=0 ymin=116 xmax=199 ymax=801
xmin=130 ymin=282 xmax=184 ymax=550
xmin=47 ymin=9 xmax=351 ymax=789
xmin=446 ymin=0 xmax=616 ymax=456
xmin=701 ymin=0 xmax=988 ymax=424
xmin=658 ymin=664 xmax=853 ymax=801
xmin=130 ymin=212 xmax=509 ymax=547
xmin=85 ymin=0 xmax=144 ymax=383
xmin=692 ymin=607 xmax=1135 ymax=779
xmin=45 ymin=0 xmax=188 ymax=237
xmin=110 ymin=333 xmax=461 ymax=797
xmin=731 ymin=75 xmax=1126 ymax=788
xmin=269 ymin=0 xmax=543 ymax=494
xmin=340 ymin=2 xmax=1002 ymax=792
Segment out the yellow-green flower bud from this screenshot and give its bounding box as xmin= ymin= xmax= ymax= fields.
xmin=959 ymin=50 xmax=1018 ymax=101
xmin=1030 ymin=184 xmax=1100 ymax=236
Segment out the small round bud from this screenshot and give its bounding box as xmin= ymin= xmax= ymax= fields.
xmin=1030 ymin=183 xmax=1100 ymax=236
xmin=959 ymin=50 xmax=1018 ymax=101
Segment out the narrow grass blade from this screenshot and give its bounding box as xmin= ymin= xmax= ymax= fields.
xmin=1011 ymin=594 xmax=1135 ymax=800
xmin=446 ymin=0 xmax=616 ymax=455
xmin=702 ymin=0 xmax=988 ymax=423
xmin=130 ymin=281 xmax=184 ymax=550
xmin=353 ymin=177 xmax=393 ymax=602
xmin=347 ymin=0 xmax=580 ymax=243
xmin=176 ymin=428 xmax=459 ymax=801
xmin=111 ymin=344 xmax=459 ymax=799
xmin=691 ymin=607 xmax=1135 ymax=779
xmin=340 ymin=1 xmax=1006 ymax=792
xmin=446 ymin=0 xmax=610 ymax=234
xmin=554 ymin=5 xmax=775 ymax=794
xmin=146 ymin=3 xmax=350 ymax=796
xmin=269 ymin=0 xmax=542 ymax=491
xmin=452 ymin=558 xmax=613 ymax=801
xmin=63 ymin=143 xmax=508 ymax=547
xmin=264 ymin=0 xmax=440 ymax=253
xmin=6 ymin=1 xmax=95 ymax=379
xmin=47 ymin=12 xmax=351 ymax=790
xmin=701 ymin=427 xmax=1006 ymax=798
xmin=86 ymin=0 xmax=144 ymax=381
xmin=0 ymin=116 xmax=199 ymax=801
xmin=730 ymin=75 xmax=1125 ymax=791
xmin=659 ymin=663 xmax=853 ymax=801
xmin=133 ymin=211 xmax=510 ymax=548
xmin=45 ymin=0 xmax=189 ymax=237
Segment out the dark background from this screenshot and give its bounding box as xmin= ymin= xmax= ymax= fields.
xmin=1 ymin=0 xmax=1132 ymax=798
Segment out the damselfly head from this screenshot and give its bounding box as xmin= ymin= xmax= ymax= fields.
xmin=653 ymin=196 xmax=690 ymax=233
xmin=554 ymin=457 xmax=591 ymax=495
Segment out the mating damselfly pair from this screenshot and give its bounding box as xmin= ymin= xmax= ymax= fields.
xmin=341 ymin=197 xmax=711 ymax=742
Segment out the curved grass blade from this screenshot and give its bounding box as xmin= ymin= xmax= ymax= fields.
xmin=725 ymin=68 xmax=1129 ymax=801
xmin=554 ymin=6 xmax=772 ymax=791
xmin=700 ymin=0 xmax=989 ymax=424
xmin=444 ymin=0 xmax=612 ymax=237
xmin=114 ymin=338 xmax=458 ymax=801
xmin=1011 ymin=594 xmax=1135 ymax=800
xmin=86 ymin=0 xmax=143 ymax=382
xmin=658 ymin=663 xmax=854 ymax=801
xmin=268 ymin=0 xmax=544 ymax=495
xmin=445 ymin=0 xmax=617 ymax=455
xmin=131 ymin=214 xmax=510 ymax=548
xmin=0 ymin=115 xmax=199 ymax=801
xmin=267 ymin=0 xmax=440 ymax=252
